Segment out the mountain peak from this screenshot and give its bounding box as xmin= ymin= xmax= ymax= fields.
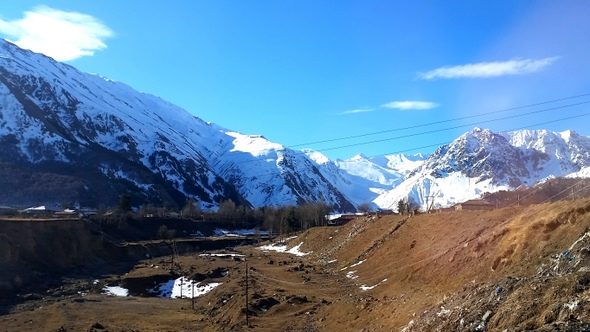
xmin=0 ymin=39 xmax=355 ymax=211
xmin=303 ymin=149 xmax=330 ymax=165
xmin=350 ymin=153 xmax=369 ymax=161
xmin=559 ymin=129 xmax=580 ymax=142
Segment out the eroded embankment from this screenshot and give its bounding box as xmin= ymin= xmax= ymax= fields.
xmin=0 ymin=219 xmax=256 ymax=304
xmin=285 ymin=198 xmax=590 ymax=331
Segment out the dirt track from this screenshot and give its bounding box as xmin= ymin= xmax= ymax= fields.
xmin=2 ymin=198 xmax=590 ymax=331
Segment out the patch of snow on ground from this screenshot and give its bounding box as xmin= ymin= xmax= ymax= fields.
xmin=199 ymin=253 xmax=245 ymax=258
xmin=151 ymin=276 xmax=221 ymax=299
xmin=349 ymin=259 xmax=366 ymax=268
xmin=103 ymin=286 xmax=129 ymax=297
xmin=359 ymin=278 xmax=387 ymax=291
xmin=286 ymin=242 xmax=310 ymax=256
xmin=258 ymin=241 xmax=310 ymax=256
xmin=258 ymin=243 xmax=288 ymax=253
xmin=346 ymin=270 xmax=359 ymax=279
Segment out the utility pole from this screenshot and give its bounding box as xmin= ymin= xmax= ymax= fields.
xmin=245 ymin=263 xmax=249 ymax=327
xmin=426 ymin=195 xmax=435 ymax=213
xmin=180 ymin=277 xmax=183 ymax=299
xmin=572 ymin=186 xmax=576 ymax=200
xmin=191 ymin=281 xmax=195 ymax=310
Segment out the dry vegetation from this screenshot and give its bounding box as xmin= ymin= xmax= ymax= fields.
xmin=2 ymin=197 xmax=590 ymax=331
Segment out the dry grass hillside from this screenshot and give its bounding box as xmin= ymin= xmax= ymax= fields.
xmin=2 ymin=197 xmax=590 ymax=331
xmin=295 ymin=198 xmax=590 ymax=331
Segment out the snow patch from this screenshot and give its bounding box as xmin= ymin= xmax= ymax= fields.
xmin=349 ymin=259 xmax=366 ymax=268
xmin=199 ymin=253 xmax=245 ymax=258
xmin=103 ymin=286 xmax=128 ymax=297
xmin=150 ymin=276 xmax=221 ymax=299
xmin=359 ymin=278 xmax=387 ymax=291
xmin=258 ymin=242 xmax=310 ymax=256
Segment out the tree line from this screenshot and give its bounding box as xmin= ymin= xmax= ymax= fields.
xmin=112 ymin=195 xmax=332 ymax=234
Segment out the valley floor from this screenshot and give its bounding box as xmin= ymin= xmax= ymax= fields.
xmin=3 ymin=198 xmax=590 ymax=331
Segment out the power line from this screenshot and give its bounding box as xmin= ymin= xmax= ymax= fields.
xmin=204 ymin=97 xmax=590 ymax=193
xmin=288 ymin=93 xmax=590 ymax=148
xmin=362 ymin=110 xmax=590 ymax=159
xmin=537 ymin=180 xmax=590 ymax=205
xmin=217 ymin=99 xmax=590 ymax=172
xmin=316 ymin=101 xmax=590 ymax=152
xmin=212 ymin=110 xmax=590 ymax=185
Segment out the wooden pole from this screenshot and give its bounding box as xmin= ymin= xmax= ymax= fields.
xmin=191 ymin=281 xmax=195 ymax=310
xmin=246 ymin=264 xmax=249 ymax=326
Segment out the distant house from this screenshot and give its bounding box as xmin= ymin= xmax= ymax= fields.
xmin=19 ymin=205 xmax=54 ymax=215
xmin=454 ymin=199 xmax=495 ymax=211
xmin=432 ymin=207 xmax=455 ymax=214
xmin=326 ymin=214 xmax=356 ymax=226
xmin=376 ymin=209 xmax=396 ymax=215
xmin=54 ymin=209 xmax=80 ymax=217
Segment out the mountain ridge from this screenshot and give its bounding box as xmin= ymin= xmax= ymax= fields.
xmin=0 ymin=39 xmax=354 ymax=211
xmin=1 ymin=39 xmax=589 ymax=212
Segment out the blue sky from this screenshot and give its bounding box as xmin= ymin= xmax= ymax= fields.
xmin=1 ymin=1 xmax=590 ymax=159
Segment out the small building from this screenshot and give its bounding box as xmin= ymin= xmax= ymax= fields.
xmin=19 ymin=205 xmax=53 ymax=214
xmin=54 ymin=209 xmax=80 ymax=217
xmin=376 ymin=209 xmax=396 ymax=215
xmin=432 ymin=207 xmax=455 ymax=214
xmin=454 ymin=199 xmax=495 ymax=211
xmin=326 ymin=214 xmax=356 ymax=226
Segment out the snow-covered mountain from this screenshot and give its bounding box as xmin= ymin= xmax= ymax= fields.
xmin=1 ymin=39 xmax=589 ymax=212
xmin=305 ymin=151 xmax=426 ymax=207
xmin=374 ymin=128 xmax=590 ymax=210
xmin=0 ymin=39 xmax=354 ymax=211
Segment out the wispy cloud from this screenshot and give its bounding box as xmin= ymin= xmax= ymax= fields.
xmin=0 ymin=6 xmax=114 ymax=61
xmin=419 ymin=57 xmax=559 ymax=80
xmin=341 ymin=108 xmax=374 ymax=115
xmin=381 ymin=101 xmax=438 ymax=110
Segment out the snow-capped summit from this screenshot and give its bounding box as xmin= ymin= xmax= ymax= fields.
xmin=1 ymin=39 xmax=588 ymax=213
xmin=373 ymin=127 xmax=590 ymax=211
xmin=369 ymin=153 xmax=426 ymax=175
xmin=303 ymin=149 xmax=330 ymax=165
xmin=0 ymin=39 xmax=354 ymax=211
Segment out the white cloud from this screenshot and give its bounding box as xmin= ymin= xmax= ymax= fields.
xmin=341 ymin=108 xmax=374 ymax=114
xmin=381 ymin=101 xmax=438 ymax=110
xmin=0 ymin=6 xmax=113 ymax=61
xmin=419 ymin=57 xmax=559 ymax=80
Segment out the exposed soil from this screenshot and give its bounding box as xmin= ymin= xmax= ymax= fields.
xmin=2 ymin=198 xmax=590 ymax=331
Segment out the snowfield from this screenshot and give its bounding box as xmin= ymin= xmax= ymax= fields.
xmin=1 ymin=40 xmax=590 ymax=212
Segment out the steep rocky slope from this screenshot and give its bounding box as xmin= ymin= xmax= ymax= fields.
xmin=374 ymin=128 xmax=590 ymax=210
xmin=0 ymin=39 xmax=354 ymax=211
